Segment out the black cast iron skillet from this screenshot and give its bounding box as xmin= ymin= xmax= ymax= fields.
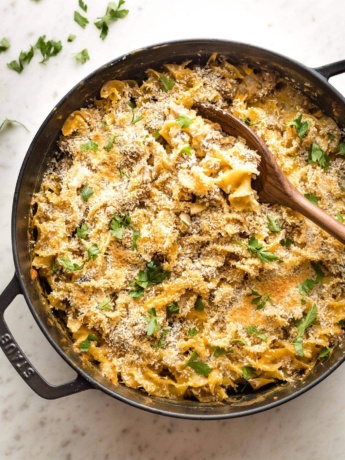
xmin=1 ymin=40 xmax=345 ymax=420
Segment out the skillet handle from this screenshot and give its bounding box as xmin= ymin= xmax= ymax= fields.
xmin=0 ymin=274 xmax=93 ymax=399
xmin=314 ymin=59 xmax=345 ymax=80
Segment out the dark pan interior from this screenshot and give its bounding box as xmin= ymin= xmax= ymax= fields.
xmin=12 ymin=39 xmax=345 ymax=419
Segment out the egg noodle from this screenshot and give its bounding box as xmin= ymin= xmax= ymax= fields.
xmin=31 ymin=55 xmax=345 ymax=402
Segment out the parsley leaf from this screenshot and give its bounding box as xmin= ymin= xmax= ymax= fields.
xmin=304 ymin=193 xmax=319 ymax=206
xmin=74 ymin=11 xmax=89 ymax=28
xmin=166 ymin=301 xmax=179 ymax=314
xmin=80 ymin=185 xmax=94 ymax=202
xmin=176 ymin=115 xmax=193 ymax=129
xmin=81 ymin=140 xmax=98 ymax=151
xmin=292 ymin=304 xmax=318 ymax=356
xmin=98 ymin=297 xmax=111 ymax=311
xmin=57 ymin=256 xmax=84 ymax=271
xmin=337 ymin=142 xmax=345 ymax=156
xmin=188 ymin=327 xmax=198 ymax=338
xmin=159 ymin=74 xmax=175 ymax=92
xmin=180 ymin=145 xmax=193 ymax=157
xmin=87 ymin=244 xmax=100 ymax=261
xmin=131 ymin=229 xmax=140 ymax=251
xmin=246 ymin=325 xmax=267 ymax=342
xmin=7 ymin=46 xmax=34 ymax=73
xmin=94 ymin=0 xmax=129 ymax=40
xmin=292 ymin=336 xmax=304 ymax=357
xmin=299 ymin=262 xmax=324 ymax=296
xmin=242 ymin=366 xmax=257 ymax=380
xmin=267 ymin=215 xmax=281 ymax=232
xmin=79 ymin=333 xmax=98 ymax=352
xmin=280 ymin=238 xmax=293 ymax=249
xmin=77 ymin=223 xmax=88 ymax=239
xmin=186 ymin=351 xmax=211 ymax=377
xmin=287 ymin=114 xmax=309 ymax=140
xmin=151 ymin=329 xmax=169 ymax=350
xmin=0 ymin=118 xmax=29 ymax=133
xmin=68 ymin=34 xmax=76 ymax=43
xmin=104 ymin=134 xmax=118 ymax=152
xmin=130 ymin=104 xmax=143 ymax=124
xmin=130 ymin=260 xmax=171 ymax=298
xmin=212 ymin=346 xmax=233 ymax=357
xmin=336 ymin=212 xmax=344 ymax=223
xmin=110 ymin=213 xmax=131 ymax=239
xmin=78 ymin=0 xmax=88 ymax=12
xmin=144 ymin=308 xmax=160 ymax=336
xmin=248 ymin=289 xmax=273 ymax=310
xmin=35 ymin=35 xmax=62 ymax=64
xmin=246 ymin=236 xmax=280 ymax=263
xmin=308 ymin=142 xmax=330 ymax=170
xmin=318 ymin=347 xmax=331 ymax=358
xmin=0 ymin=37 xmax=10 ymax=53
xmin=75 ymin=49 xmax=90 ymax=64
xmin=194 ymin=295 xmax=205 ymax=312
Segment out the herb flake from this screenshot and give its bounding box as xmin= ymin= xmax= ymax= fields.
xmin=287 ymin=114 xmax=309 ymax=140
xmin=94 ymin=0 xmax=129 ymax=40
xmin=74 ymin=11 xmax=89 ymax=28
xmin=246 ymin=236 xmax=280 ymax=263
xmin=186 ymin=351 xmax=211 ymax=377
xmin=159 ymin=74 xmax=175 ymax=92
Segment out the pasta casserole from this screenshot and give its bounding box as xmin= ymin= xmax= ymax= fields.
xmin=31 ymin=55 xmax=345 ymax=402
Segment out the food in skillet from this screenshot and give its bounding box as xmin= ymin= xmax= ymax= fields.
xmin=31 ymin=55 xmax=345 ymax=402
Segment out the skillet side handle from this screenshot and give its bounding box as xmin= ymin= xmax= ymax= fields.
xmin=0 ymin=274 xmax=93 ymax=399
xmin=314 ymin=59 xmax=345 ymax=80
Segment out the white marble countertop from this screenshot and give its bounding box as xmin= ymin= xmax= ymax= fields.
xmin=1 ymin=0 xmax=345 ymax=458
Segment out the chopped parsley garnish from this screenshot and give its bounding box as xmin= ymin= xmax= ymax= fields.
xmin=336 ymin=212 xmax=344 ymax=223
xmin=242 ymin=366 xmax=257 ymax=380
xmin=110 ymin=213 xmax=131 ymax=239
xmin=144 ymin=308 xmax=160 ymax=336
xmin=78 ymin=0 xmax=88 ymax=12
xmin=232 ymin=339 xmax=247 ymax=345
xmin=94 ymin=0 xmax=129 ymax=40
xmin=152 ymin=329 xmax=169 ymax=350
xmin=81 ymin=140 xmax=98 ymax=151
xmin=74 ymin=11 xmax=89 ymax=28
xmin=299 ymin=261 xmax=324 ymax=296
xmin=194 ymin=295 xmax=205 ymax=312
xmin=35 ymin=35 xmax=62 ymax=64
xmin=246 ymin=236 xmax=280 ymax=263
xmin=129 ymin=104 xmax=143 ymax=124
xmin=153 ymin=130 xmax=161 ymax=140
xmin=98 ymin=297 xmax=111 ymax=311
xmin=0 ymin=118 xmax=29 ymax=133
xmin=118 ymin=168 xmax=129 ymax=179
xmin=77 ymin=223 xmax=88 ymax=239
xmin=287 ymin=114 xmax=309 ymax=140
xmin=0 ymin=37 xmax=10 ymax=53
xmin=328 ymin=133 xmax=335 ymax=141
xmin=212 ymin=346 xmax=233 ymax=357
xmin=80 ymin=185 xmax=94 ymax=202
xmin=79 ymin=333 xmax=98 ymax=352
xmin=57 ymin=256 xmax=84 ymax=271
xmin=176 ymin=115 xmax=193 ymax=129
xmin=292 ymin=304 xmax=318 ymax=357
xmin=267 ymin=215 xmax=281 ymax=232
xmin=129 ymin=259 xmax=171 ymax=298
xmin=104 ymin=134 xmax=118 ymax=152
xmin=337 ymin=142 xmax=345 ymax=156
xmin=68 ymin=34 xmax=76 ymax=43
xmin=308 ymin=142 xmax=330 ymax=170
xmin=246 ymin=326 xmax=267 ymax=342
xmin=318 ymin=347 xmax=331 ymax=358
xmin=166 ymin=301 xmax=179 ymax=314
xmin=87 ymin=244 xmax=100 ymax=261
xmin=131 ymin=229 xmax=140 ymax=251
xmin=304 ymin=193 xmax=319 ymax=206
xmin=248 ymin=289 xmax=273 ymax=310
xmin=280 ymin=238 xmax=293 ymax=249
xmin=180 ymin=145 xmax=193 ymax=157
xmin=159 ymin=74 xmax=175 ymax=92
xmin=186 ymin=351 xmax=211 ymax=377
xmin=188 ymin=327 xmax=198 ymax=338
xmin=75 ymin=49 xmax=90 ymax=64
xmin=7 ymin=46 xmax=34 ymax=73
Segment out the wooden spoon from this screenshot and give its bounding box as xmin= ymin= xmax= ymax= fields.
xmin=194 ymin=102 xmax=345 ymax=245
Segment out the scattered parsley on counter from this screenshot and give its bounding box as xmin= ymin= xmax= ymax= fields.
xmin=78 ymin=0 xmax=88 ymax=12
xmin=68 ymin=34 xmax=76 ymax=43
xmin=194 ymin=295 xmax=205 ymax=312
xmin=186 ymin=351 xmax=211 ymax=377
xmin=144 ymin=308 xmax=161 ymax=336
xmin=129 ymin=259 xmax=171 ymax=298
xmin=0 ymin=37 xmax=10 ymax=53
xmin=242 ymin=366 xmax=257 ymax=380
xmin=159 ymin=74 xmax=175 ymax=92
xmin=176 ymin=115 xmax=193 ymax=129
xmin=308 ymin=142 xmax=330 ymax=171
xmin=94 ymin=0 xmax=129 ymax=40
xmin=304 ymin=193 xmax=319 ymax=206
xmin=299 ymin=261 xmax=324 ymax=296
xmin=7 ymin=46 xmax=34 ymax=73
xmin=77 ymin=223 xmax=88 ymax=239
xmin=79 ymin=333 xmax=98 ymax=352
xmin=246 ymin=236 xmax=280 ymax=263
xmin=287 ymin=114 xmax=309 ymax=140
xmin=292 ymin=304 xmax=318 ymax=357
xmin=0 ymin=118 xmax=29 ymax=132
xmin=74 ymin=11 xmax=89 ymax=28
xmin=267 ymin=215 xmax=281 ymax=232
xmin=246 ymin=326 xmax=267 ymax=342
xmin=75 ymin=48 xmax=90 ymax=64
xmin=80 ymin=185 xmax=94 ymax=202
xmin=248 ymin=289 xmax=273 ymax=310
xmin=166 ymin=301 xmax=179 ymax=314
xmin=35 ymin=35 xmax=62 ymax=64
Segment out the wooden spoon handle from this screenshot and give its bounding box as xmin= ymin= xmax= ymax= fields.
xmin=289 ymin=188 xmax=345 ymax=244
